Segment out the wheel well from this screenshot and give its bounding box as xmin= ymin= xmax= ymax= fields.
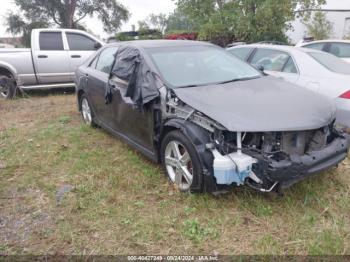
xmin=77 ymin=90 xmax=85 ymax=110
xmin=0 ymin=67 xmax=14 ymax=79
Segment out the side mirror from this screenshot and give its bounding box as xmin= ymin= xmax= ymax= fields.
xmin=94 ymin=42 xmax=102 ymax=50
xmin=257 ymin=65 xmax=265 ymax=73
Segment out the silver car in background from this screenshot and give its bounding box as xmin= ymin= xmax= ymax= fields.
xmin=228 ymin=44 xmax=350 ymax=128
xmin=296 ymin=40 xmax=350 ymax=63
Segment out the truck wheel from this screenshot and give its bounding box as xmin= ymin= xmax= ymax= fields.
xmin=161 ymin=130 xmax=203 ymax=193
xmin=0 ymin=75 xmax=17 ymax=99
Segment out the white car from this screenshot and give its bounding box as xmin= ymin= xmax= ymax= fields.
xmin=227 ymin=44 xmax=350 ymax=127
xmin=296 ymin=40 xmax=350 ymax=63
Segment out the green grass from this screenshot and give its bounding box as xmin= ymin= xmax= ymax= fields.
xmin=1 ymin=94 xmax=350 ymax=255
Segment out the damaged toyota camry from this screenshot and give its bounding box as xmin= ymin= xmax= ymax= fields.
xmin=75 ymin=40 xmax=350 ymax=194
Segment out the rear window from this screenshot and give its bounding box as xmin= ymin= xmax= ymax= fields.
xmin=329 ymin=43 xmax=350 ymax=58
xmin=307 ymin=52 xmax=350 ymax=74
xmin=39 ymin=32 xmax=64 ymax=51
xmin=303 ymin=42 xmax=325 ymax=51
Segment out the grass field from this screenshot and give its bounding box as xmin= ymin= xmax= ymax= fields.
xmin=1 ymin=92 xmax=350 ymax=255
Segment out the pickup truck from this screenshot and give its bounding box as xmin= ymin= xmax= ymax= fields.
xmin=0 ymin=28 xmax=104 ymax=99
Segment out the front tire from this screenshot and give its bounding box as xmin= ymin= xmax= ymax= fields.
xmin=161 ymin=130 xmax=203 ymax=193
xmin=0 ymin=75 xmax=17 ymax=99
xmin=80 ymin=94 xmax=96 ymax=127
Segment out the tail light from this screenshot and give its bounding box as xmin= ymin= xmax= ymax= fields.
xmin=339 ymin=90 xmax=350 ymax=99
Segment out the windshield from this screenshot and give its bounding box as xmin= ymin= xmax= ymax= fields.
xmin=307 ymin=52 xmax=350 ymax=74
xmin=147 ymin=45 xmax=261 ymax=87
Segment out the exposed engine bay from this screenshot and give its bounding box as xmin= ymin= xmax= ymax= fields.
xmin=164 ymin=91 xmax=349 ymax=193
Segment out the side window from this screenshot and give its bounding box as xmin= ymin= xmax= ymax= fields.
xmin=303 ymin=43 xmax=325 ymax=51
xmin=39 ymin=32 xmax=64 ymax=51
xmin=329 ymin=43 xmax=350 ymax=58
xmin=228 ymin=47 xmax=253 ymax=61
xmin=89 ymin=56 xmax=98 ymax=69
xmin=283 ymin=57 xmax=298 ymax=74
xmin=251 ymin=49 xmax=290 ymax=72
xmin=95 ymin=47 xmax=118 ymax=74
xmin=66 ymin=33 xmax=96 ymax=51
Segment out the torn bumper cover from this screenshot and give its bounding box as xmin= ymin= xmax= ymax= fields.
xmin=261 ymin=136 xmax=349 ymax=189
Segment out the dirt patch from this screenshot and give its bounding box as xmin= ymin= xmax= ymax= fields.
xmin=0 ymin=187 xmax=53 ymax=253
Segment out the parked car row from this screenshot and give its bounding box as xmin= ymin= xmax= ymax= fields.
xmin=74 ymin=40 xmax=350 ymax=194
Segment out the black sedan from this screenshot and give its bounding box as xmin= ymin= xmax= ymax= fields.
xmin=75 ymin=40 xmax=349 ymax=194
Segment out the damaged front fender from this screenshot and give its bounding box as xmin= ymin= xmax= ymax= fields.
xmin=162 ymin=119 xmax=218 ymax=192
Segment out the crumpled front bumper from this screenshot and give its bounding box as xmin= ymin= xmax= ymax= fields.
xmin=265 ymin=135 xmax=349 ymax=189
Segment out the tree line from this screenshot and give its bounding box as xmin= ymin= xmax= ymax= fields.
xmin=6 ymin=0 xmax=333 ymax=47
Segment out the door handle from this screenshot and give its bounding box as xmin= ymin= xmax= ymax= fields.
xmin=38 ymin=55 xmax=48 ymax=58
xmin=71 ymin=55 xmax=81 ymax=58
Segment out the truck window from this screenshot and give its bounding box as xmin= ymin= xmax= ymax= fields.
xmin=66 ymin=33 xmax=96 ymax=51
xmin=39 ymin=32 xmax=64 ymax=51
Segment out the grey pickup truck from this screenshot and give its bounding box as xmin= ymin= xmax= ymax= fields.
xmin=0 ymin=28 xmax=104 ymax=99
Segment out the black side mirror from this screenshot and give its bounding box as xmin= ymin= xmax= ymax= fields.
xmin=257 ymin=65 xmax=265 ymax=72
xmin=94 ymin=42 xmax=102 ymax=50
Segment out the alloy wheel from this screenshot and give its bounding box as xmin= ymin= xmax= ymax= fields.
xmin=81 ymin=98 xmax=92 ymax=125
xmin=164 ymin=140 xmax=193 ymax=191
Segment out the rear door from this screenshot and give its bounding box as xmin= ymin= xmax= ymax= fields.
xmin=84 ymin=46 xmax=118 ymax=126
xmin=66 ymin=32 xmax=101 ymax=80
xmin=33 ymin=31 xmax=71 ymax=84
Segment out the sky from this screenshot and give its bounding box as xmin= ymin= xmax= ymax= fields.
xmin=0 ymin=0 xmax=176 ymax=39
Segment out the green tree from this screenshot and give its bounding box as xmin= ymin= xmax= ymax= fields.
xmin=304 ymin=11 xmax=334 ymax=40
xmin=165 ymin=9 xmax=197 ymax=33
xmin=138 ymin=13 xmax=168 ymax=33
xmin=6 ymin=0 xmax=130 ymax=46
xmin=175 ymin=0 xmax=326 ymax=46
xmin=5 ymin=14 xmax=49 ymax=47
xmin=137 ymin=20 xmax=150 ymax=31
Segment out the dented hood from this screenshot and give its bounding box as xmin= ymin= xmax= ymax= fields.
xmin=173 ymin=76 xmax=336 ymax=132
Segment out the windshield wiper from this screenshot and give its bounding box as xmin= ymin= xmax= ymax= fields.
xmin=177 ymin=83 xmax=206 ymax=89
xmin=177 ymin=75 xmax=260 ymax=88
xmin=218 ymin=76 xmax=260 ymax=85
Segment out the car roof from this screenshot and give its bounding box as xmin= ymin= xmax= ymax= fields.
xmin=105 ymin=39 xmax=213 ymax=49
xmin=301 ymin=39 xmax=350 ymax=45
xmin=228 ymin=44 xmax=324 ymax=54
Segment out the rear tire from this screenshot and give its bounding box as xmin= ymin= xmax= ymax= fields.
xmin=160 ymin=130 xmax=203 ymax=193
xmin=0 ymin=75 xmax=17 ymax=99
xmin=80 ymin=94 xmax=96 ymax=127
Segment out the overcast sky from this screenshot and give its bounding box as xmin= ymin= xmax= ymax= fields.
xmin=0 ymin=0 xmax=349 ymax=39
xmin=0 ymin=0 xmax=176 ymax=39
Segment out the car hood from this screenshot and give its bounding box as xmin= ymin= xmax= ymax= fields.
xmin=173 ymin=76 xmax=336 ymax=132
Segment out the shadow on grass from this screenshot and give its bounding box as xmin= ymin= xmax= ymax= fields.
xmin=18 ymin=87 xmax=75 ymax=98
